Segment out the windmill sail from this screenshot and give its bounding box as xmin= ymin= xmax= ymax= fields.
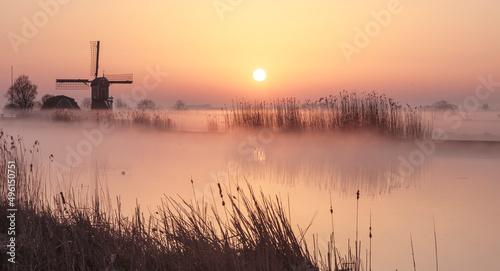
xmin=90 ymin=41 xmax=100 ymax=78
xmin=105 ymin=73 xmax=133 ymax=84
xmin=56 ymin=79 xmax=91 ymax=90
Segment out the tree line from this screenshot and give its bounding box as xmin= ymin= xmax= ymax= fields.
xmin=4 ymin=74 xmax=189 ymax=112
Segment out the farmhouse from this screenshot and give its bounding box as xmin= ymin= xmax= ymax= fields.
xmin=40 ymin=95 xmax=81 ymax=110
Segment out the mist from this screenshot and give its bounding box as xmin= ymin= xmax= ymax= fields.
xmin=1 ymin=109 xmax=500 ymax=270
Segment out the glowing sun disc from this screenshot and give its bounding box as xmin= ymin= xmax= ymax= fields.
xmin=253 ymin=69 xmax=267 ymax=82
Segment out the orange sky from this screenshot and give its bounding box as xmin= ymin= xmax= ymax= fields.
xmin=1 ymin=0 xmax=499 ymax=108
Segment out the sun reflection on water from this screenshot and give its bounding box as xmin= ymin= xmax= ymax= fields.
xmin=253 ymin=148 xmax=266 ymax=164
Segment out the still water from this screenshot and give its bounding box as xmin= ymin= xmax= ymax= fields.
xmin=2 ymin=112 xmax=499 ymax=270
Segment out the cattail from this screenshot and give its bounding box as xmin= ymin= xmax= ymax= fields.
xmin=60 ymin=192 xmax=66 ymax=205
xmin=369 ymin=211 xmax=372 ymax=271
xmin=217 ymin=183 xmax=223 ymax=198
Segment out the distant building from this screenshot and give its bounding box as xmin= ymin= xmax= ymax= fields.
xmin=40 ymin=95 xmax=81 ymax=110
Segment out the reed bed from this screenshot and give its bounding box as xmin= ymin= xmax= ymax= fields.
xmin=0 ymin=131 xmax=369 ymax=270
xmin=224 ymin=91 xmax=432 ymax=139
xmin=45 ymin=109 xmax=176 ymax=131
xmin=41 ymin=91 xmax=432 ymax=139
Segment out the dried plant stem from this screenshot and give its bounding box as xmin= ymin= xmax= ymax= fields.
xmin=433 ymin=216 xmax=439 ymax=271
xmin=410 ymin=233 xmax=417 ymax=271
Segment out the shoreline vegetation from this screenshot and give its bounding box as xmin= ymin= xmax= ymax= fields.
xmin=225 ymin=91 xmax=431 ymax=139
xmin=0 ymin=132 xmax=364 ymax=271
xmin=3 ymin=91 xmax=433 ymax=139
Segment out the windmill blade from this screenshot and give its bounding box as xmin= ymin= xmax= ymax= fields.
xmin=56 ymin=79 xmax=91 ymax=90
xmin=90 ymin=41 xmax=100 ymax=78
xmin=106 ymin=73 xmax=133 ymax=84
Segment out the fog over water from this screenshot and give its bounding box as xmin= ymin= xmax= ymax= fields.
xmin=1 ymin=110 xmax=499 ymax=270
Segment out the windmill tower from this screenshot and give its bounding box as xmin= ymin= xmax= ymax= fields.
xmin=56 ymin=41 xmax=133 ymax=109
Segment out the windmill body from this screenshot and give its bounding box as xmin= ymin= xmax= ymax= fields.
xmin=56 ymin=41 xmax=133 ymax=110
xmin=91 ymin=77 xmax=111 ymax=109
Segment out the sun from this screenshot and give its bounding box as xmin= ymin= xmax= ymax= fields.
xmin=253 ymin=69 xmax=267 ymax=82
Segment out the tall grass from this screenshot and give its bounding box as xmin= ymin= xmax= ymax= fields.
xmin=45 ymin=109 xmax=175 ymax=130
xmin=0 ymin=131 xmax=339 ymax=270
xmin=37 ymin=91 xmax=432 ymax=138
xmin=224 ymin=91 xmax=432 ymax=139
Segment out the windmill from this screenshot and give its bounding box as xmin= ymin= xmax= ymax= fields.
xmin=56 ymin=41 xmax=133 ymax=109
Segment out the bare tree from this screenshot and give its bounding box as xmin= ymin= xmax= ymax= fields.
xmin=41 ymin=94 xmax=54 ymax=103
xmin=174 ymin=99 xmax=187 ymax=110
xmin=81 ymin=98 xmax=91 ymax=110
xmin=5 ymin=74 xmax=38 ymax=110
xmin=432 ymin=100 xmax=457 ymax=111
xmin=137 ymin=99 xmax=157 ymax=110
xmin=114 ymin=98 xmax=130 ymax=109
